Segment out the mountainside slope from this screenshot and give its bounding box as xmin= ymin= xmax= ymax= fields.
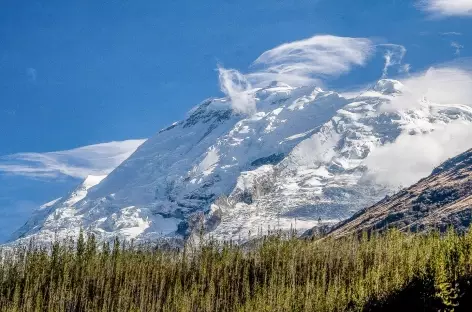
xmin=10 ymin=79 xmax=472 ymax=244
xmin=329 ymin=149 xmax=472 ymax=237
xmin=11 ymin=175 xmax=107 ymax=241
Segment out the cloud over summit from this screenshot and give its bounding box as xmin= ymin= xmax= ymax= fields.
xmin=218 ymin=35 xmax=376 ymax=114
xmin=249 ymin=35 xmax=375 ymax=87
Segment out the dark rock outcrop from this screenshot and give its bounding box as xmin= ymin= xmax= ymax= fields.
xmin=329 ymin=148 xmax=472 ymax=237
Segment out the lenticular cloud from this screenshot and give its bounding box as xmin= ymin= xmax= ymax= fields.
xmin=217 ymin=35 xmax=376 ymax=115
xmin=0 ymin=139 xmax=146 ymax=179
xmin=249 ymin=35 xmax=375 ymax=87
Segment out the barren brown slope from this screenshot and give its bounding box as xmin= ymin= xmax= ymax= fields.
xmin=329 ymin=148 xmax=472 ymax=237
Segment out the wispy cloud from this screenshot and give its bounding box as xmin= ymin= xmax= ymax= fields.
xmin=0 ymin=139 xmax=146 ymax=179
xmin=249 ymin=35 xmax=375 ymax=87
xmin=217 ymin=35 xmax=375 ymax=115
xmin=419 ymin=0 xmax=472 ymax=17
xmin=218 ymin=66 xmax=256 ymax=114
xmin=379 ymin=44 xmax=407 ymax=78
xmin=451 ymin=41 xmax=464 ymax=55
xmin=440 ymin=32 xmax=462 ymax=36
xmin=26 ymin=68 xmax=37 ymax=82
xmin=399 ymin=64 xmax=411 ymax=74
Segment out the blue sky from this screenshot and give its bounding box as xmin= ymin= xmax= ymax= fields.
xmin=0 ymin=0 xmax=471 ymax=241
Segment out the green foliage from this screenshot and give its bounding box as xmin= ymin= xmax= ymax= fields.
xmin=2 ymin=229 xmax=472 ymax=311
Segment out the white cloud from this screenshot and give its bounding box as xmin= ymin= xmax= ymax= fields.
xmin=451 ymin=41 xmax=464 ymax=55
xmin=379 ymin=44 xmax=407 ymax=78
xmin=218 ymin=66 xmax=256 ymax=115
xmin=382 ymin=66 xmax=472 ymax=111
xmin=366 ymin=61 xmax=472 ymax=188
xmin=364 ymin=122 xmax=472 ymax=188
xmin=440 ymin=32 xmax=462 ymax=36
xmin=217 ymin=35 xmax=375 ymax=114
xmin=0 ymin=139 xmax=146 ymax=179
xmin=420 ymin=0 xmax=472 ymax=16
xmin=248 ymin=35 xmax=375 ymax=88
xmin=399 ymin=64 xmax=411 ymax=74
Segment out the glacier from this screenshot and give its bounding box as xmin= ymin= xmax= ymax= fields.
xmin=9 ymin=79 xmax=472 ymax=244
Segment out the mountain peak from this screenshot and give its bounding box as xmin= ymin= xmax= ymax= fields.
xmin=267 ymin=81 xmax=292 ymax=89
xmin=83 ymin=175 xmax=107 ymax=190
xmin=9 ymin=78 xmax=472 ymax=245
xmin=372 ymin=79 xmax=404 ymax=95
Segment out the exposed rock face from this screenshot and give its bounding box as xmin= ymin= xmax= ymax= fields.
xmin=329 ymin=149 xmax=472 ymax=237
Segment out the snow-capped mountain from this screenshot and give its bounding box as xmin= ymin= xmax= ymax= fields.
xmin=10 ymin=79 xmax=472 ymax=244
